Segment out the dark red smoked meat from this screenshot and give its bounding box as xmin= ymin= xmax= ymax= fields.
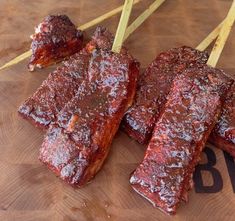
xmin=18 ymin=27 xmax=113 ymax=129
xmin=28 ymin=15 xmax=83 ymax=71
xmin=209 ymin=82 xmax=235 ymax=157
xmin=130 ymin=65 xmax=232 ymax=215
xmin=39 ymin=49 xmax=139 ymax=187
xmin=122 ymin=46 xmax=208 ymax=144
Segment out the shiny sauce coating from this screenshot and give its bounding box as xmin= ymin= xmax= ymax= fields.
xmin=122 ymin=46 xmax=208 ymax=144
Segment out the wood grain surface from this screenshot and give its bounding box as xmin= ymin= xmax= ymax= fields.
xmin=0 ymin=0 xmax=235 ymax=221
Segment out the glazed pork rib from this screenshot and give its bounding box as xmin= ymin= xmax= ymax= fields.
xmin=123 ymin=46 xmax=235 ymax=158
xmin=39 ymin=49 xmax=139 ymax=186
xmin=130 ymin=65 xmax=232 ymax=214
xmin=18 ymin=27 xmax=113 ymax=129
xmin=210 ymin=82 xmax=235 ymax=157
xmin=28 ymin=15 xmax=84 ymax=71
xmin=122 ymin=46 xmax=209 ymax=144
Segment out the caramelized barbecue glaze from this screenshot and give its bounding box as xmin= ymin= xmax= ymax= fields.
xmin=18 ymin=27 xmax=113 ymax=129
xmin=28 ymin=15 xmax=83 ymax=71
xmin=130 ymin=66 xmax=232 ymax=215
xmin=122 ymin=46 xmax=208 ymax=144
xmin=39 ymin=49 xmax=139 ymax=186
xmin=210 ymin=82 xmax=235 ymax=157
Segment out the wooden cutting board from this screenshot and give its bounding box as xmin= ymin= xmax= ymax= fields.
xmin=0 ymin=0 xmax=235 ymax=220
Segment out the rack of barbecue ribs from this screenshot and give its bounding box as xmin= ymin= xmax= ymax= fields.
xmin=39 ymin=47 xmax=139 ymax=186
xmin=18 ymin=27 xmax=114 ymax=129
xmin=28 ymin=15 xmax=84 ymax=71
xmin=130 ymin=65 xmax=233 ymax=214
xmin=122 ymin=46 xmax=209 ymax=144
xmin=209 ymin=82 xmax=235 ymax=157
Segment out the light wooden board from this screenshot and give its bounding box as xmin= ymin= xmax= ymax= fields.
xmin=0 ymin=0 xmax=235 ymax=221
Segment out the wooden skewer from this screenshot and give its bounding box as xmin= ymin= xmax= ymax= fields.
xmin=196 ymin=20 xmax=224 ymax=51
xmin=0 ymin=0 xmax=141 ymax=71
xmin=124 ymin=0 xmax=166 ymax=41
xmin=112 ymin=0 xmax=134 ymax=53
xmin=79 ymin=0 xmax=141 ymax=31
xmin=207 ymin=0 xmax=235 ymax=67
xmin=0 ymin=51 xmax=32 ymax=71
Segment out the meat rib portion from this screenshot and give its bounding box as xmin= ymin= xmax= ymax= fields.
xmin=39 ymin=49 xmax=139 ymax=186
xmin=209 ymin=82 xmax=235 ymax=157
xmin=130 ymin=66 xmax=232 ymax=215
xmin=122 ymin=46 xmax=208 ymax=144
xmin=122 ymin=45 xmax=235 ymax=158
xmin=18 ymin=27 xmax=113 ymax=129
xmin=28 ymin=15 xmax=84 ymax=71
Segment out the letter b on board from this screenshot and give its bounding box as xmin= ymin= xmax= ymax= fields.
xmin=193 ymin=147 xmax=223 ymax=193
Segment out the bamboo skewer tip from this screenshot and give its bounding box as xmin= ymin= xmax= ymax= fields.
xmin=207 ymin=1 xmax=235 ymax=67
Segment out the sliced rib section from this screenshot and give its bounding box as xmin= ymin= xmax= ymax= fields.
xmin=130 ymin=65 xmax=232 ymax=215
xmin=39 ymin=49 xmax=139 ymax=186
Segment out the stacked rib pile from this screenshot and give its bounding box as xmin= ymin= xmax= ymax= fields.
xmin=19 ymin=24 xmax=139 ymax=186
xmin=16 ymin=0 xmax=235 ymax=216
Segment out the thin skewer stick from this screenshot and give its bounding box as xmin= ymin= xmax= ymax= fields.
xmin=0 ymin=51 xmax=32 ymax=71
xmin=112 ymin=0 xmax=134 ymax=53
xmin=124 ymin=0 xmax=166 ymax=41
xmin=79 ymin=0 xmax=141 ymax=30
xmin=207 ymin=0 xmax=235 ymax=67
xmin=0 ymin=0 xmax=141 ymax=71
xmin=196 ymin=20 xmax=224 ymax=51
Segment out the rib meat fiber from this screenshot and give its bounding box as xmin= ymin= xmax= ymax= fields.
xmin=39 ymin=49 xmax=139 ymax=186
xmin=130 ymin=65 xmax=232 ymax=215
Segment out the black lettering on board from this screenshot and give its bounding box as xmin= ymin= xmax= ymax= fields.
xmin=223 ymin=151 xmax=235 ymax=193
xmin=193 ymin=147 xmax=223 ymax=193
